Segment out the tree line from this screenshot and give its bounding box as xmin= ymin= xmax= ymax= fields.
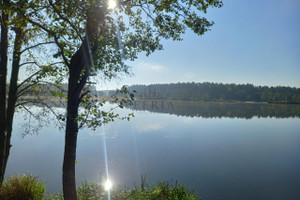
xmin=125 ymin=82 xmax=300 ymax=103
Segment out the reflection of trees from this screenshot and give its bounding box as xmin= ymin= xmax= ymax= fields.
xmin=127 ymin=101 xmax=300 ymax=119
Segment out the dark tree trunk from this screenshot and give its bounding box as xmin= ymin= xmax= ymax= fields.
xmin=4 ymin=27 xmax=24 ymax=172
xmin=0 ymin=0 xmax=27 ymax=187
xmin=62 ymin=39 xmax=90 ymax=200
xmin=0 ymin=0 xmax=9 ymax=186
xmin=62 ymin=6 xmax=100 ymax=199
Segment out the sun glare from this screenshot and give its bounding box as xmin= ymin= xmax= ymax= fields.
xmin=104 ymin=179 xmax=113 ymax=191
xmin=108 ymin=0 xmax=117 ymax=9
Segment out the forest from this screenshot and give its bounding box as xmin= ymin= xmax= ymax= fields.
xmin=103 ymin=82 xmax=300 ymax=104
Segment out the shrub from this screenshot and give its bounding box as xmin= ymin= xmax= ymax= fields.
xmin=118 ymin=182 xmax=200 ymax=200
xmin=0 ymin=174 xmax=46 ymax=200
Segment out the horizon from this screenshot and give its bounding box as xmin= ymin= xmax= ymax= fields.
xmin=95 ymin=81 xmax=300 ymax=91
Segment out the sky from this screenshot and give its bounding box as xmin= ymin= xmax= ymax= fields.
xmin=99 ymin=0 xmax=300 ymax=90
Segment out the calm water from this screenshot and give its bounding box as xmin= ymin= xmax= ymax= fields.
xmin=6 ymin=102 xmax=300 ymax=200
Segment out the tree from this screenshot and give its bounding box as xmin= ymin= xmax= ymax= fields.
xmin=8 ymin=0 xmax=223 ymax=199
xmin=0 ymin=0 xmax=65 ymax=187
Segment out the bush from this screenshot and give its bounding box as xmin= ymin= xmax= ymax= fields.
xmin=0 ymin=174 xmax=46 ymax=200
xmin=50 ymin=181 xmax=200 ymax=200
xmin=118 ymin=182 xmax=200 ymax=200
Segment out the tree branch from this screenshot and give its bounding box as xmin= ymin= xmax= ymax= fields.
xmin=19 ymin=104 xmax=39 ymax=120
xmin=20 ymin=41 xmax=55 ymax=54
xmin=19 ymin=61 xmax=40 ymax=67
xmin=16 ymin=83 xmax=38 ymax=97
xmin=54 ymin=35 xmax=71 ymax=67
xmin=48 ymin=0 xmax=84 ymax=41
xmin=17 ymin=70 xmax=41 ymax=89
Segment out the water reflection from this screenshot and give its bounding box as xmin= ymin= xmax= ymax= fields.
xmin=6 ymin=102 xmax=300 ymax=200
xmin=22 ymin=99 xmax=300 ymax=119
xmin=128 ymin=100 xmax=300 ymax=119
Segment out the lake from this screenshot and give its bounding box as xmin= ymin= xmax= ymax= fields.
xmin=5 ymin=101 xmax=300 ymax=200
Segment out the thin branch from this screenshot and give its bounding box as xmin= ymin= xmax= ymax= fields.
xmin=19 ymin=104 xmax=39 ymax=120
xmin=16 ymin=99 xmax=65 ymax=127
xmin=38 ymin=80 xmax=68 ymax=93
xmin=79 ymin=109 xmax=90 ymax=129
xmin=140 ymin=5 xmax=155 ymax=21
xmin=17 ymin=70 xmax=41 ymax=89
xmin=79 ymin=91 xmax=89 ymax=102
xmin=17 ymin=83 xmax=38 ymax=97
xmin=48 ymin=0 xmax=84 ymax=41
xmin=32 ymin=93 xmax=65 ymax=125
xmin=25 ymin=17 xmax=70 ymax=66
xmin=20 ymin=41 xmax=55 ymax=54
xmin=27 ymin=5 xmax=49 ymax=17
xmin=25 ymin=17 xmax=52 ymax=33
xmin=19 ymin=61 xmax=40 ymax=67
xmin=54 ymin=35 xmax=71 ymax=67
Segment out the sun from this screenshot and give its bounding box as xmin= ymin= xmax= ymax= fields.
xmin=108 ymin=0 xmax=117 ymax=10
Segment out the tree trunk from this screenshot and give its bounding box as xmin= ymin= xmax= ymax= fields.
xmin=4 ymin=27 xmax=24 ymax=172
xmin=0 ymin=0 xmax=27 ymax=187
xmin=0 ymin=0 xmax=9 ymax=186
xmin=62 ymin=7 xmax=98 ymax=199
xmin=62 ymin=39 xmax=89 ymax=200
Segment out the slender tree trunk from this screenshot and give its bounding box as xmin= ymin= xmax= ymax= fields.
xmin=0 ymin=0 xmax=9 ymax=186
xmin=4 ymin=27 xmax=24 ymax=171
xmin=0 ymin=0 xmax=25 ymax=186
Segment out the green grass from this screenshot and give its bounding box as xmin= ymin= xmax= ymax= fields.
xmin=0 ymin=174 xmax=46 ymax=200
xmin=1 ymin=174 xmax=200 ymax=200
xmin=49 ymin=181 xmax=200 ymax=200
xmin=117 ymin=182 xmax=200 ymax=200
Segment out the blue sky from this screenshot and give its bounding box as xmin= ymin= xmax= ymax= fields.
xmin=99 ymin=0 xmax=300 ymax=90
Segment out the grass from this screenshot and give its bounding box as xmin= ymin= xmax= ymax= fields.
xmin=1 ymin=174 xmax=200 ymax=200
xmin=117 ymin=182 xmax=200 ymax=200
xmin=0 ymin=174 xmax=46 ymax=200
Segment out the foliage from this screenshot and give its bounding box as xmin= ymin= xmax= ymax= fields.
xmin=119 ymin=182 xmax=200 ymax=200
xmin=0 ymin=0 xmax=68 ymax=187
xmin=127 ymin=82 xmax=300 ymax=103
xmin=19 ymin=0 xmax=224 ymax=129
xmin=47 ymin=181 xmax=199 ymax=200
xmin=0 ymin=174 xmax=46 ymax=200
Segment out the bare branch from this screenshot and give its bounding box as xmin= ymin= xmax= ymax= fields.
xmin=19 ymin=104 xmax=39 ymax=120
xmin=20 ymin=41 xmax=55 ymax=54
xmin=140 ymin=5 xmax=155 ymax=21
xmin=38 ymin=80 xmax=67 ymax=93
xmin=25 ymin=17 xmax=52 ymax=33
xmin=19 ymin=61 xmax=40 ymax=67
xmin=17 ymin=70 xmax=41 ymax=89
xmin=16 ymin=99 xmax=65 ymax=127
xmin=17 ymin=83 xmax=38 ymax=97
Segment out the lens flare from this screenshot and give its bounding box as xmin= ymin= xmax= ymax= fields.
xmin=104 ymin=179 xmax=113 ymax=191
xmin=108 ymin=0 xmax=117 ymax=9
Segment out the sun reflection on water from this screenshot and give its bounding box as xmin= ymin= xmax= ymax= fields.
xmin=104 ymin=179 xmax=113 ymax=191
